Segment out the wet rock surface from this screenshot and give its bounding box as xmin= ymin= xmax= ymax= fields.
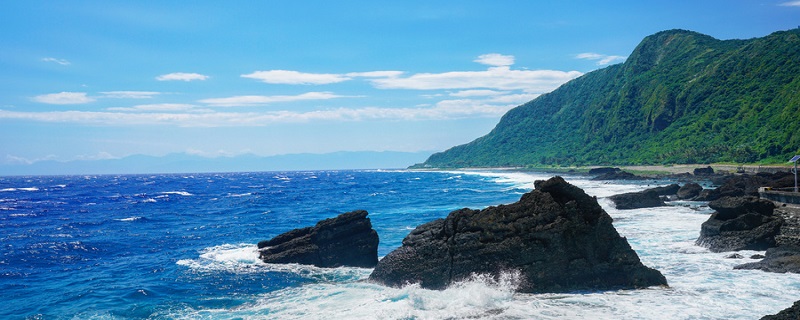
xmin=368 ymin=176 xmax=667 ymax=293
xmin=258 ymin=210 xmax=379 ymax=268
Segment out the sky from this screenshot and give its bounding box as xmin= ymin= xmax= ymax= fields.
xmin=2 ymin=1 xmax=800 ymax=166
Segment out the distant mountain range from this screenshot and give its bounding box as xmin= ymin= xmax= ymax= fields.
xmin=0 ymin=151 xmax=433 ymax=176
xmin=418 ymin=28 xmax=800 ymax=168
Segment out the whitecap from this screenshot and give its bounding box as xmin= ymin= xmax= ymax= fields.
xmin=116 ymin=217 xmax=142 ymax=222
xmin=160 ymin=191 xmax=193 ymax=196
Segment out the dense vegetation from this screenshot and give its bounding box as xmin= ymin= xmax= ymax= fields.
xmin=419 ymin=29 xmax=800 ymax=168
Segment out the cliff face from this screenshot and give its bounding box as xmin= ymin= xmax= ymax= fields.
xmin=368 ymin=176 xmax=667 ymax=293
xmin=419 ymin=28 xmax=800 ymax=168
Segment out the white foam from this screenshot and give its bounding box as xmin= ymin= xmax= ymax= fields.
xmin=161 ymin=191 xmax=193 ymax=196
xmin=116 ymin=217 xmax=142 ymax=222
xmin=0 ymin=187 xmax=39 ymax=192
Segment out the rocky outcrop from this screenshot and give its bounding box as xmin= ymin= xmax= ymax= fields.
xmin=693 ymin=166 xmax=715 ymax=176
xmin=761 ymin=300 xmax=800 ymax=320
xmin=734 ymin=246 xmax=800 ymax=273
xmin=696 ymin=196 xmax=782 ymax=252
xmin=592 ymin=171 xmax=645 ymax=181
xmin=649 ymin=184 xmax=681 ymax=196
xmin=695 ymin=173 xmax=793 ymax=201
xmin=588 ymin=167 xmax=621 ymax=175
xmin=258 ymin=210 xmax=379 ymax=268
xmin=608 ymin=189 xmax=665 ymax=209
xmin=368 ymin=176 xmax=667 ymax=293
xmin=677 ymin=183 xmax=703 ymax=200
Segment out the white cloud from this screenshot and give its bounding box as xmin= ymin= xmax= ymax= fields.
xmin=75 ymin=151 xmax=118 ymax=161
xmin=575 ymin=52 xmax=626 ymax=65
xmin=474 ymin=53 xmax=515 ymax=67
xmin=779 ymin=1 xmax=800 ymax=6
xmin=242 ymin=70 xmax=350 ymax=85
xmin=369 ymin=67 xmax=582 ymax=92
xmin=449 ymin=90 xmax=509 ymax=97
xmin=32 ymin=92 xmax=95 ymax=105
xmin=42 ymin=57 xmax=71 ymax=66
xmin=100 ymin=91 xmax=160 ymax=99
xmin=346 ymin=71 xmax=405 ymax=78
xmin=107 ymin=103 xmax=199 ymax=112
xmin=156 ymin=72 xmax=209 ymax=81
xmin=199 ymin=92 xmax=346 ymax=107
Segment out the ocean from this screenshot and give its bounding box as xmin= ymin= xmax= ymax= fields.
xmin=2 ymin=170 xmax=799 ymax=319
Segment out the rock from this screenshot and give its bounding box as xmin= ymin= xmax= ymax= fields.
xmin=696 ymin=196 xmax=782 ymax=252
xmin=694 ymin=166 xmax=715 ymax=176
xmin=695 ymin=174 xmax=776 ymax=201
xmin=368 ymin=176 xmax=668 ymax=293
xmin=258 ymin=210 xmax=379 ymax=268
xmin=734 ymin=246 xmax=800 ymax=273
xmin=708 ymin=196 xmax=775 ymax=220
xmin=677 ymin=183 xmax=703 ymax=200
xmin=608 ymin=189 xmax=665 ymax=210
xmin=591 ymin=171 xmax=645 ymax=181
xmin=751 ymin=254 xmax=766 ymax=259
xmin=588 ymin=167 xmax=621 ymax=175
xmin=650 ymin=184 xmax=681 ymax=196
xmin=761 ymin=300 xmax=800 ymax=320
xmin=724 ymin=253 xmax=744 ymax=259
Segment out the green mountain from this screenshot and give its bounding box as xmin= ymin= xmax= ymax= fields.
xmin=419 ymin=28 xmax=800 ymax=168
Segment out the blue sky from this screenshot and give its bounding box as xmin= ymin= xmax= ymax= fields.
xmin=2 ymin=1 xmax=800 ymax=165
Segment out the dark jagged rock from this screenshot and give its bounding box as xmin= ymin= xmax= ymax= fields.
xmin=588 ymin=167 xmax=621 ymax=175
xmin=695 ymin=173 xmax=791 ymax=201
xmin=368 ymin=176 xmax=667 ymax=293
xmin=677 ymin=183 xmax=703 ymax=200
xmin=608 ymin=189 xmax=665 ymax=210
xmin=693 ymin=166 xmax=715 ymax=176
xmin=761 ymin=300 xmax=800 ymax=320
xmin=592 ymin=171 xmax=646 ymax=181
xmin=650 ymin=184 xmax=681 ymax=196
xmin=734 ymin=246 xmax=800 ymax=273
xmin=696 ymin=196 xmax=782 ymax=252
xmin=258 ymin=210 xmax=379 ymax=268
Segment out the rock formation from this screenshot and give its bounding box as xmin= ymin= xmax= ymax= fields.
xmin=368 ymin=176 xmax=667 ymax=293
xmin=677 ymin=183 xmax=703 ymax=200
xmin=696 ymin=196 xmax=782 ymax=252
xmin=608 ymin=189 xmax=665 ymax=209
xmin=761 ymin=300 xmax=800 ymax=320
xmin=734 ymin=246 xmax=800 ymax=273
xmin=258 ymin=210 xmax=379 ymax=268
xmin=591 ymin=170 xmax=646 ymax=181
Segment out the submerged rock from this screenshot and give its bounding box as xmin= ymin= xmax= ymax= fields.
xmin=258 ymin=210 xmax=379 ymax=268
xmin=608 ymin=189 xmax=665 ymax=210
xmin=368 ymin=176 xmax=667 ymax=293
xmin=696 ymin=196 xmax=782 ymax=252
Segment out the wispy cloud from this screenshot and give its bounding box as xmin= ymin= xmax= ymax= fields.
xmin=779 ymin=0 xmax=800 ymax=6
xmin=100 ymin=91 xmax=160 ymax=99
xmin=32 ymin=92 xmax=95 ymax=105
xmin=241 ymin=70 xmax=351 ymax=85
xmin=474 ymin=53 xmax=515 ymax=67
xmin=198 ymin=92 xmax=346 ymax=107
xmin=42 ymin=57 xmax=71 ymax=66
xmin=449 ymin=90 xmax=509 ymax=97
xmin=156 ymin=72 xmax=209 ymax=81
xmin=368 ymin=67 xmax=581 ymax=92
xmin=575 ymin=52 xmax=627 ymax=65
xmin=107 ymin=103 xmax=200 ymax=112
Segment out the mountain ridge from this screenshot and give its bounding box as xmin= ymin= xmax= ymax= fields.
xmin=419 ymin=28 xmax=800 ymax=168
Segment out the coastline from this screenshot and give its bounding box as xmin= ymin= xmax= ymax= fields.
xmin=412 ymin=164 xmax=794 ymax=177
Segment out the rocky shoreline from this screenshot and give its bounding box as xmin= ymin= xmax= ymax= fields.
xmin=258 ymin=166 xmax=800 ymax=318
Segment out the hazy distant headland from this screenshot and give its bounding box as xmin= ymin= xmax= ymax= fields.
xmin=0 ymin=151 xmax=433 ymax=176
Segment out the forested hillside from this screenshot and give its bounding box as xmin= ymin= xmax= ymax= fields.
xmin=419 ymin=29 xmax=800 ymax=168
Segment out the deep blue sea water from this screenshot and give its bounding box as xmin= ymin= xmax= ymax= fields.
xmin=2 ymin=170 xmax=800 ymax=319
